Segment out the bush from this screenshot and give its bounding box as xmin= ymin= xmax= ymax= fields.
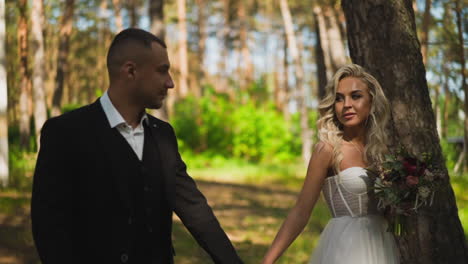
xmin=171 ymin=92 xmax=303 ymax=163
xmin=231 ymin=103 xmax=301 ymax=162
xmin=440 ymin=138 xmax=461 ymax=171
xmin=172 ymin=92 xmax=234 ymax=156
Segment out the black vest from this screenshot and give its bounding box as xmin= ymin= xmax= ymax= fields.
xmin=127 ymin=123 xmax=172 ymax=264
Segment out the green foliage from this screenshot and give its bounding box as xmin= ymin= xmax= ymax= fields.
xmin=5 ymin=125 xmax=37 ymax=191
xmin=172 ymin=91 xmax=234 ymax=157
xmin=171 ymin=92 xmax=302 ymax=163
xmin=450 ymin=174 xmax=468 ymax=238
xmin=62 ymin=103 xmax=83 ymax=113
xmin=231 ymin=102 xmax=301 ymax=162
xmin=440 ymin=138 xmax=461 ymax=171
xmin=7 ymin=145 xmax=36 ymax=191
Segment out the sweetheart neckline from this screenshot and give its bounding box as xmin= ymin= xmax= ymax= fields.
xmin=325 ymin=166 xmax=366 ymax=180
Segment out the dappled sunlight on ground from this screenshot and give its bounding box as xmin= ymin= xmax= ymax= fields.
xmin=0 ymin=180 xmax=331 ymax=264
xmin=0 ymin=194 xmax=38 ymax=264
xmin=173 ymin=180 xmax=330 ymax=263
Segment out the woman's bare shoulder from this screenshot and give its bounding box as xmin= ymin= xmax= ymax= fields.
xmin=313 ymin=141 xmax=333 ymax=155
xmin=311 ymin=141 xmax=334 ymax=167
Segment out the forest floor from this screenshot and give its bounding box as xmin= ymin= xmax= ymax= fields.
xmin=0 ymin=179 xmax=331 ymax=264
xmin=1 ymin=172 xmax=467 ymax=264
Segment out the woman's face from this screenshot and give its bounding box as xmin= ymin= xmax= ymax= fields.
xmin=334 ymin=77 xmax=372 ymax=128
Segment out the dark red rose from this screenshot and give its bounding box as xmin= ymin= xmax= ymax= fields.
xmin=417 ymin=162 xmax=427 ymax=176
xmin=403 ymin=157 xmax=418 ymax=175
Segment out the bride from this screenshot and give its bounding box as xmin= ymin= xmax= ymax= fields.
xmin=262 ymin=64 xmax=399 ymax=264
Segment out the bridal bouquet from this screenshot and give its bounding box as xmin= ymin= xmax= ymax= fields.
xmin=368 ymin=147 xmax=443 ymax=236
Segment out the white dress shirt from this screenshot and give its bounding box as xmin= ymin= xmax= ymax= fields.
xmin=100 ymin=91 xmax=148 ymax=161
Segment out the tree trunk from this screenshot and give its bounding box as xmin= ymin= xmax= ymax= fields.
xmin=314 ymin=6 xmax=332 ymax=80
xmin=127 ymin=0 xmax=139 ymax=27
xmin=324 ymin=6 xmax=347 ymax=72
xmin=0 ymin=0 xmax=8 ymax=187
xmin=216 ymin=0 xmax=231 ymax=95
xmin=17 ymin=0 xmax=31 ymax=149
xmin=314 ymin=5 xmax=347 ymax=80
xmin=112 ymin=0 xmax=123 ymax=32
xmin=51 ymin=0 xmax=75 ymax=117
xmin=434 ymin=83 xmax=441 ymax=139
xmin=420 ymin=0 xmax=431 ymax=65
xmin=238 ymin=0 xmax=253 ymax=91
xmin=282 ymin=31 xmax=290 ymax=121
xmin=280 ymin=0 xmax=312 ymax=165
xmin=149 ymin=0 xmax=169 ymax=121
xmin=149 ymin=0 xmax=165 ymax=39
xmin=454 ymin=0 xmax=467 ymax=172
xmin=31 ymin=0 xmax=48 ymax=150
xmin=313 ymin=10 xmax=327 ymax=100
xmin=342 ymin=1 xmax=468 ymax=263
xmin=98 ymin=0 xmax=111 ymax=94
xmin=441 ymin=74 xmax=449 ymax=139
xmin=274 ymin=37 xmax=287 ymax=116
xmin=177 ymin=0 xmax=189 ymax=97
xmin=196 ymin=0 xmax=206 ymax=96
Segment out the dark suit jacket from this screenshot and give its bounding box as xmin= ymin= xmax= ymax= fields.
xmin=31 ymin=100 xmax=242 ymax=264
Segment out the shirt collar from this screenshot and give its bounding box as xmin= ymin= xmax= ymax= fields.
xmin=100 ymin=91 xmax=148 ymax=128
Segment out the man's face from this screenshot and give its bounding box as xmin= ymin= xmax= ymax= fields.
xmin=135 ymin=42 xmax=174 ymax=109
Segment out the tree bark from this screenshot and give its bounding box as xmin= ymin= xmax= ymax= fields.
xmin=342 ymin=1 xmax=468 ymax=263
xmin=149 ymin=0 xmax=165 ymax=39
xmin=149 ymin=0 xmax=169 ymax=121
xmin=51 ymin=0 xmax=75 ymax=117
xmin=314 ymin=5 xmax=347 ymax=80
xmin=127 ymin=0 xmax=139 ymax=27
xmin=98 ymin=0 xmax=111 ymax=94
xmin=280 ymin=0 xmax=312 ymax=165
xmin=17 ymin=0 xmax=31 ymax=149
xmin=112 ymin=0 xmax=124 ymax=32
xmin=238 ymin=0 xmax=253 ymax=91
xmin=31 ymin=0 xmax=48 ymax=150
xmin=454 ymin=0 xmax=467 ymax=172
xmin=434 ymin=82 xmax=441 ymax=139
xmin=216 ymin=0 xmax=232 ymax=95
xmin=177 ymin=0 xmax=189 ymax=97
xmin=0 ymin=0 xmax=8 ymax=187
xmin=441 ymin=72 xmax=449 ymax=139
xmin=314 ymin=6 xmax=332 ymax=80
xmin=313 ymin=10 xmax=327 ymax=99
xmin=324 ymin=6 xmax=347 ymax=72
xmin=282 ymin=31 xmax=290 ymax=121
xmin=196 ymin=0 xmax=206 ymax=96
xmin=420 ymin=0 xmax=431 ymax=65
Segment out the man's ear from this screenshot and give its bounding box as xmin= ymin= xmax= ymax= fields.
xmin=122 ymin=61 xmax=137 ymax=80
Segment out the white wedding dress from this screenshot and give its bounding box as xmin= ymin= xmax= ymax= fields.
xmin=309 ymin=167 xmax=399 ymax=264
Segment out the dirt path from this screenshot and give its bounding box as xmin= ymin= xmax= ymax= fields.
xmin=0 ymin=181 xmax=326 ymax=264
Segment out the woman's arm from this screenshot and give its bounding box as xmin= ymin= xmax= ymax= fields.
xmin=262 ymin=142 xmax=333 ymax=264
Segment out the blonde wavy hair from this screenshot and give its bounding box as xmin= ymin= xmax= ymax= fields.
xmin=317 ymin=64 xmax=391 ymax=175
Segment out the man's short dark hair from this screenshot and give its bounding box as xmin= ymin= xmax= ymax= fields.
xmin=106 ymin=28 xmax=166 ymax=78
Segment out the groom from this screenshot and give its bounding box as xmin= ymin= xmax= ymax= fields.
xmin=31 ymin=28 xmax=243 ymax=264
